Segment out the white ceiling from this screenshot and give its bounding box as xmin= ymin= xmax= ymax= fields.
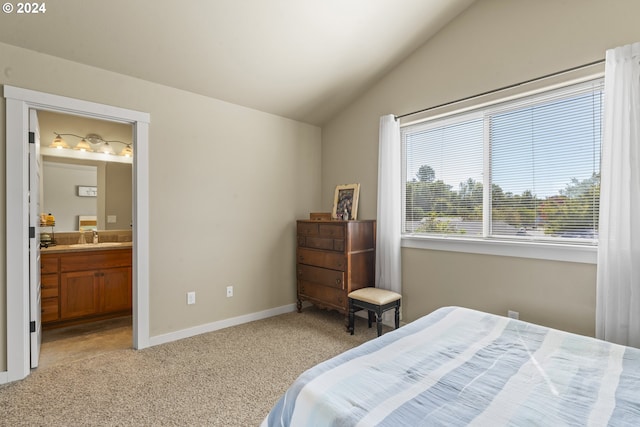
xmin=0 ymin=0 xmax=474 ymax=125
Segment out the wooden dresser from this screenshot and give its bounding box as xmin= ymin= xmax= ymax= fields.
xmin=296 ymin=220 xmax=376 ymax=321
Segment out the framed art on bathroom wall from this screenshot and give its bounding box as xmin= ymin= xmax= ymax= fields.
xmin=77 ymin=185 xmax=97 ymax=197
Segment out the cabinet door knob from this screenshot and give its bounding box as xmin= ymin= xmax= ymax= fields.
xmin=335 ymin=279 xmax=342 ymax=285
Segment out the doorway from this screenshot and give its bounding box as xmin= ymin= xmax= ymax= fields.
xmin=4 ymin=85 xmax=150 ymax=383
xmin=37 ymin=110 xmax=134 ymax=367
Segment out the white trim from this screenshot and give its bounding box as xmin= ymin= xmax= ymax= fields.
xmin=4 ymin=85 xmax=151 ymax=382
xmin=41 ymin=147 xmax=133 ymax=164
xmin=148 ymin=304 xmax=297 ymax=347
xmin=132 ymin=121 xmax=150 ymax=349
xmin=4 ymin=86 xmax=149 ymax=123
xmin=402 ymin=235 xmax=597 ymax=264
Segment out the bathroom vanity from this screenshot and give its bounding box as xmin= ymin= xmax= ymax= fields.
xmin=40 ymin=242 xmax=132 ymax=328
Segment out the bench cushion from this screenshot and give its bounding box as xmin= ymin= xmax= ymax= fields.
xmin=348 ymin=288 xmax=401 ymax=305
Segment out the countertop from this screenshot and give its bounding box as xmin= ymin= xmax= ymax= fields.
xmin=41 ymin=241 xmax=132 ymax=254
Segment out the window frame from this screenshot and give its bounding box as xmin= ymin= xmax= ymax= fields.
xmin=399 ymin=76 xmax=603 ymax=264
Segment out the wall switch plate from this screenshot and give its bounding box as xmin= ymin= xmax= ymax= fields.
xmin=226 ymin=286 xmax=233 ymax=297
xmin=107 ymin=215 xmax=117 ymax=223
xmin=187 ymin=291 xmax=196 ymax=305
xmin=507 ymin=310 xmax=519 ymax=320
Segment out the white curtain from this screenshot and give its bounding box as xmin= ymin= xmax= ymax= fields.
xmin=596 ymin=42 xmax=640 ymax=347
xmin=376 ymin=114 xmax=402 ymax=294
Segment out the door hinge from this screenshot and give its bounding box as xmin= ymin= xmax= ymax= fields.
xmin=29 ymin=226 xmax=36 ymax=238
xmin=30 ymin=321 xmax=36 ymax=333
xmin=28 ymin=131 xmax=35 ymax=144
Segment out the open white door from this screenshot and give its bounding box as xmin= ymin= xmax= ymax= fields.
xmin=29 ymin=109 xmax=42 ymax=368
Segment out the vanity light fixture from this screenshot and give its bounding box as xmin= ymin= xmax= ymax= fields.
xmin=100 ymin=142 xmax=114 ymax=155
xmin=120 ymin=144 xmax=133 ymax=157
xmin=51 ymin=132 xmax=133 ymax=157
xmin=73 ymin=138 xmax=93 ymax=152
xmin=50 ymin=134 xmax=70 ymax=149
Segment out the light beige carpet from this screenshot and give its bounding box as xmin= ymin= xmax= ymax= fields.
xmin=0 ymin=307 xmax=385 ymax=426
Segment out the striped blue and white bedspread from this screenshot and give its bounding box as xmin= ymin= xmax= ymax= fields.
xmin=262 ymin=306 xmax=640 ymax=426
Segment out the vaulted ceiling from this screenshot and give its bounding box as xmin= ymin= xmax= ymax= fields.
xmin=0 ymin=0 xmax=474 ymax=125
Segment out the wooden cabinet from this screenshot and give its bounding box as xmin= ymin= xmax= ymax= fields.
xmin=296 ymin=220 xmax=375 ymax=319
xmin=41 ymin=248 xmax=132 ymax=327
xmin=40 ymin=255 xmax=60 ymax=323
xmin=60 ymin=270 xmax=100 ymax=319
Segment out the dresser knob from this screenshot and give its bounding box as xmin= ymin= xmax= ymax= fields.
xmin=336 ymin=279 xmax=342 ymax=285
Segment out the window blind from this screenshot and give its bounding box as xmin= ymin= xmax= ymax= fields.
xmin=401 ymin=78 xmax=603 ymax=244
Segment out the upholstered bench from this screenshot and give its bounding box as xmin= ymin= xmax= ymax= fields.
xmin=348 ymin=288 xmax=401 ymax=337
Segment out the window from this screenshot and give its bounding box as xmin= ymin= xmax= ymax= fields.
xmin=402 ymin=79 xmax=603 ymax=246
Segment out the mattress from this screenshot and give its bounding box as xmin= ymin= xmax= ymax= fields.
xmin=262 ymin=306 xmax=640 ymax=426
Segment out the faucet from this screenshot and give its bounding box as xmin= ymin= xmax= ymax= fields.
xmin=92 ymin=230 xmax=99 ymax=244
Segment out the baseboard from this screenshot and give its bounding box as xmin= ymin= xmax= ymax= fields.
xmin=148 ymin=303 xmax=297 ymax=347
xmin=0 ymin=370 xmax=8 ymax=385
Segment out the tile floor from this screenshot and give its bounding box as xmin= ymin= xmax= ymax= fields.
xmin=38 ymin=316 xmax=132 ymax=369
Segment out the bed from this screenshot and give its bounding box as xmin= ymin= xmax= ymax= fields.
xmin=262 ymin=306 xmax=640 ymax=426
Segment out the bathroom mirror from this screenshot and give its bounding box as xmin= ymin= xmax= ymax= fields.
xmin=38 ymin=110 xmax=133 ymax=232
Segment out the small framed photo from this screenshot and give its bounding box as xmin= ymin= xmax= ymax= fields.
xmin=77 ymin=185 xmax=97 ymax=197
xmin=332 ymin=183 xmax=360 ymax=220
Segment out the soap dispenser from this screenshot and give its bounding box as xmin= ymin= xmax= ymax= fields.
xmin=92 ymin=230 xmax=99 ymax=244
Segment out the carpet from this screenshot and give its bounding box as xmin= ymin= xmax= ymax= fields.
xmin=0 ymin=307 xmax=384 ymax=426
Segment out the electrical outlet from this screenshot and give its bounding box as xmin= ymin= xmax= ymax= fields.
xmin=507 ymin=310 xmax=519 ymax=320
xmin=226 ymin=286 xmax=233 ymax=298
xmin=187 ymin=291 xmax=196 ymax=305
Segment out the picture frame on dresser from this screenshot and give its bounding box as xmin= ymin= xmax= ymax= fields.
xmin=332 ymin=183 xmax=360 ymax=220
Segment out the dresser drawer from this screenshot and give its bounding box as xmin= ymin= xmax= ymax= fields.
xmin=297 ymin=248 xmax=346 ymax=271
xmin=297 ymin=264 xmax=344 ymax=289
xmin=298 ymin=282 xmax=346 ymax=310
xmin=299 ymin=236 xmax=344 ymax=252
xmin=298 ymin=222 xmax=319 ymax=236
xmin=318 ymin=224 xmax=344 ymax=238
xmin=41 ymin=273 xmax=59 ymax=299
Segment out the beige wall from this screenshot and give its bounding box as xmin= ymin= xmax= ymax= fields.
xmin=321 ymin=0 xmax=640 ymax=335
xmin=0 ymin=42 xmax=322 ymax=370
xmin=104 ymin=162 xmax=132 ymax=230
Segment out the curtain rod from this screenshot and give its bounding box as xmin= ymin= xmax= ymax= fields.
xmin=395 ymin=59 xmax=605 ymax=121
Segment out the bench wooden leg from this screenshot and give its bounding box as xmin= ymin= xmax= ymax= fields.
xmin=376 ymin=310 xmax=383 ymax=337
xmin=348 ymin=299 xmax=355 ymax=335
